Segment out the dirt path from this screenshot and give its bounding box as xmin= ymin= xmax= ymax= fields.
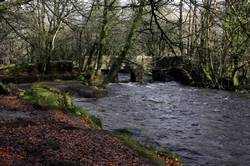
xmin=0 ymin=96 xmax=154 ymax=166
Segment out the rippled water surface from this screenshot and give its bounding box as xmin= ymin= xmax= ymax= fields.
xmin=73 ymin=81 xmax=250 ymax=166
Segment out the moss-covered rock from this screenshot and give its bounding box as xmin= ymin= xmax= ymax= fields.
xmin=23 ymin=84 xmax=73 ymax=110
xmin=22 ymin=84 xmax=102 ymax=129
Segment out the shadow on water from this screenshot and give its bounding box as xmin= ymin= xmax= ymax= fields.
xmin=72 ymin=75 xmax=250 ymax=166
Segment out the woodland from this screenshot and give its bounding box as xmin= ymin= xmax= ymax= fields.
xmin=0 ymin=0 xmax=249 ymax=166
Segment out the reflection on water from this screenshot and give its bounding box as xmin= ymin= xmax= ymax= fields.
xmin=73 ymin=81 xmax=250 ymax=166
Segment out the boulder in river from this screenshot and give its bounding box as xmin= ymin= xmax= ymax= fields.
xmin=59 ymin=83 xmax=107 ymax=98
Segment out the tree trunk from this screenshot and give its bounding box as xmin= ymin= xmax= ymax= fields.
xmin=103 ymin=0 xmax=144 ymax=84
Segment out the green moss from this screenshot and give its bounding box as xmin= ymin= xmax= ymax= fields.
xmin=0 ymin=4 xmax=7 ymax=13
xmin=22 ymin=84 xmax=70 ymax=109
xmin=157 ymin=150 xmax=184 ymax=166
xmin=70 ymin=106 xmax=102 ymax=129
xmin=0 ymin=64 xmax=16 ymax=72
xmin=117 ymin=133 xmax=183 ymax=166
xmin=22 ymin=84 xmax=102 ymax=129
xmin=118 ymin=134 xmax=165 ymax=166
xmin=233 ymin=72 xmax=239 ymax=88
xmin=115 ymin=128 xmax=133 ymax=136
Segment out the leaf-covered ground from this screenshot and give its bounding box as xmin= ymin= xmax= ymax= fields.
xmin=0 ymin=96 xmax=154 ymax=166
xmin=0 ymin=96 xmax=183 ymax=166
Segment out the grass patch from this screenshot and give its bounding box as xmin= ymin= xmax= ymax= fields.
xmin=115 ymin=128 xmax=133 ymax=136
xmin=22 ymin=83 xmax=102 ymax=129
xmin=70 ymin=106 xmax=102 ymax=129
xmin=118 ymin=134 xmax=166 ymax=166
xmin=118 ymin=131 xmax=183 ymax=166
xmin=157 ymin=150 xmax=184 ymax=166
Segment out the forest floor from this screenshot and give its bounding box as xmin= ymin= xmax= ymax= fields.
xmin=0 ymin=95 xmax=155 ymax=166
xmin=0 ymin=95 xmax=184 ymax=166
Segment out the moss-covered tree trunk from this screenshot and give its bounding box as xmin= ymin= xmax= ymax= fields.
xmin=103 ymin=0 xmax=144 ymax=84
xmin=95 ymin=0 xmax=109 ymax=75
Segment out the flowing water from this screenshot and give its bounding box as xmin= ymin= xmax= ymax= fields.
xmin=72 ymin=78 xmax=250 ymax=166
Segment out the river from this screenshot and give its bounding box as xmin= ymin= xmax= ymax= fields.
xmin=73 ymin=77 xmax=250 ymax=166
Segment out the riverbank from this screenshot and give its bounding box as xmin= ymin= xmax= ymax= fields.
xmin=75 ymin=81 xmax=250 ymax=166
xmin=0 ymin=85 xmax=182 ymax=166
xmin=0 ymin=96 xmax=153 ymax=165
